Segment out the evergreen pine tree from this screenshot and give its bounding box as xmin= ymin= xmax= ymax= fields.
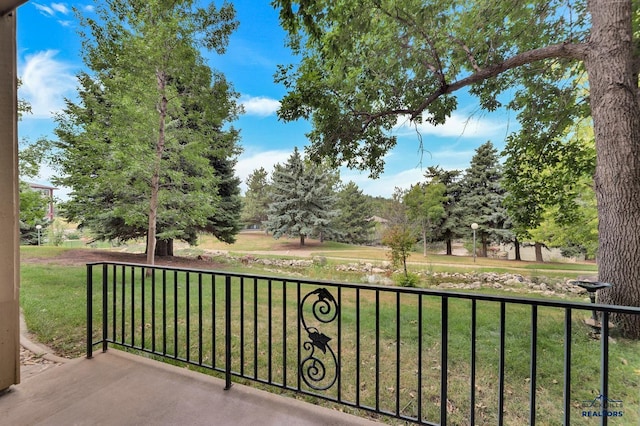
xmin=265 ymin=148 xmax=338 ymax=246
xmin=241 ymin=167 xmax=271 ymax=229
xmin=457 ymin=142 xmax=510 ymax=257
xmin=333 ymin=181 xmax=375 ymax=244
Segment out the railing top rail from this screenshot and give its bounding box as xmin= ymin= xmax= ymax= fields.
xmin=87 ymin=261 xmax=640 ymax=315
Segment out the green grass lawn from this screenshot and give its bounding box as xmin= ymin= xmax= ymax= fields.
xmin=20 ymin=264 xmax=88 ymax=356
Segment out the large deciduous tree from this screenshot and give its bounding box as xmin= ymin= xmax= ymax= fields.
xmin=274 ymin=0 xmax=640 ymax=336
xmin=17 ymin=82 xmax=50 ymax=243
xmin=502 ymin=114 xmax=596 ymax=260
xmin=18 ymin=183 xmax=49 ymax=245
xmin=54 ymin=0 xmax=240 ymax=264
xmin=530 ymin=177 xmax=599 ymax=260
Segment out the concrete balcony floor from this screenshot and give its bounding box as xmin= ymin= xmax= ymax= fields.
xmin=0 ymin=349 xmax=379 ymax=426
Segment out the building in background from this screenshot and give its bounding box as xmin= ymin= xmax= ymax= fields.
xmin=27 ymin=182 xmax=56 ymax=220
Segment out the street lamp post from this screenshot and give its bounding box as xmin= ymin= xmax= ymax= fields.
xmin=35 ymin=224 xmax=42 ymax=246
xmin=471 ymin=223 xmax=478 ymax=262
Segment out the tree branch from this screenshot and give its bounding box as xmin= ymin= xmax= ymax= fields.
xmin=410 ymin=42 xmax=589 ymax=121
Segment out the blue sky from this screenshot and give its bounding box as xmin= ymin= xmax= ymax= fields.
xmin=16 ymin=0 xmax=516 ymax=199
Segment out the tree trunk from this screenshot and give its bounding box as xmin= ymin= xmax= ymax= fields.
xmin=480 ymin=233 xmax=487 ymax=257
xmin=155 ymin=239 xmax=173 ymax=257
xmin=422 ymin=228 xmax=427 ymax=257
xmin=145 ymin=69 xmax=168 ymax=268
xmin=514 ymin=238 xmax=521 ymax=261
xmin=586 ymin=0 xmax=640 ymax=337
xmin=445 ymin=237 xmax=452 ymax=256
xmin=300 ymin=234 xmax=305 ymax=246
xmin=534 ymin=242 xmax=543 ymax=263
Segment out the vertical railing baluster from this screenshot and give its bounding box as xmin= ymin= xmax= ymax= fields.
xmin=296 ymin=281 xmax=301 ymax=391
xmin=173 ymin=270 xmax=178 ymax=358
xmin=337 ymin=286 xmax=342 ymax=402
xmin=417 ymin=294 xmax=423 ymax=422
xmin=151 ymin=268 xmax=156 ymax=353
xmin=131 ymin=266 xmax=135 ymax=348
xmin=121 ymin=265 xmax=125 ymax=344
xmin=470 ymin=299 xmax=477 ymax=425
xmin=441 ymin=296 xmax=448 ymax=426
xmin=375 ymin=290 xmax=380 ymax=412
xmin=268 ymin=279 xmax=273 ymax=384
xmin=498 ymin=302 xmax=506 ymax=426
xmin=240 ymin=277 xmax=245 ymax=376
xmin=563 ymin=308 xmax=572 ymax=426
xmin=112 ymin=264 xmax=116 ymax=344
xmin=141 ymin=267 xmax=146 ymax=350
xmin=162 ymin=269 xmax=167 ymax=355
xmin=282 ymin=280 xmax=287 ymax=388
xmin=211 ymin=274 xmax=218 ymax=369
xmin=601 ymin=311 xmax=610 ymax=426
xmin=355 ymin=288 xmax=361 ymax=407
xmin=86 ymin=264 xmax=93 ymax=359
xmin=198 ymin=273 xmax=203 ymax=365
xmin=186 ymin=272 xmax=191 ymax=362
xmin=254 ymin=277 xmax=258 ymax=380
xmin=212 ymin=274 xmax=216 ymax=368
xmin=395 ymin=292 xmax=401 ymax=416
xmin=530 ymin=305 xmax=538 ymax=425
xmin=224 ymin=275 xmax=232 ymax=390
xmin=102 ymin=263 xmax=108 ymax=353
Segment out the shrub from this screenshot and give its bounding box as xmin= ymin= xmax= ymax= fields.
xmin=394 ymin=272 xmax=420 ymax=288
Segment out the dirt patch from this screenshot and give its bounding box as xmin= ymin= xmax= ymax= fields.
xmin=22 ymin=249 xmax=227 ymax=270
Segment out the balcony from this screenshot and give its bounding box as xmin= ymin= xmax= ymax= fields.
xmin=3 ymin=261 xmax=640 ymax=425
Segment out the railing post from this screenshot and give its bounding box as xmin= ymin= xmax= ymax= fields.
xmin=86 ymin=263 xmax=93 ymax=359
xmin=224 ymin=275 xmax=232 ymax=390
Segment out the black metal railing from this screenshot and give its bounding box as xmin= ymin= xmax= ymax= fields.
xmin=86 ymin=262 xmax=640 ymax=425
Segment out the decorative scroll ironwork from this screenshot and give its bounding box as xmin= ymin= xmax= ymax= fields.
xmin=299 ymin=287 xmax=339 ymax=391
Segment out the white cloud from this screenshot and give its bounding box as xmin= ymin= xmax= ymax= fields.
xmin=82 ymin=4 xmax=94 ymax=13
xmin=240 ymin=96 xmax=280 ymax=117
xmin=19 ymin=50 xmax=77 ymax=119
xmin=50 ymin=3 xmax=70 ymax=14
xmin=394 ymin=111 xmax=507 ymax=139
xmin=235 ymin=149 xmax=292 ymax=193
xmin=34 ymin=2 xmax=70 ymax=16
xmin=33 ymin=3 xmax=55 ymax=16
